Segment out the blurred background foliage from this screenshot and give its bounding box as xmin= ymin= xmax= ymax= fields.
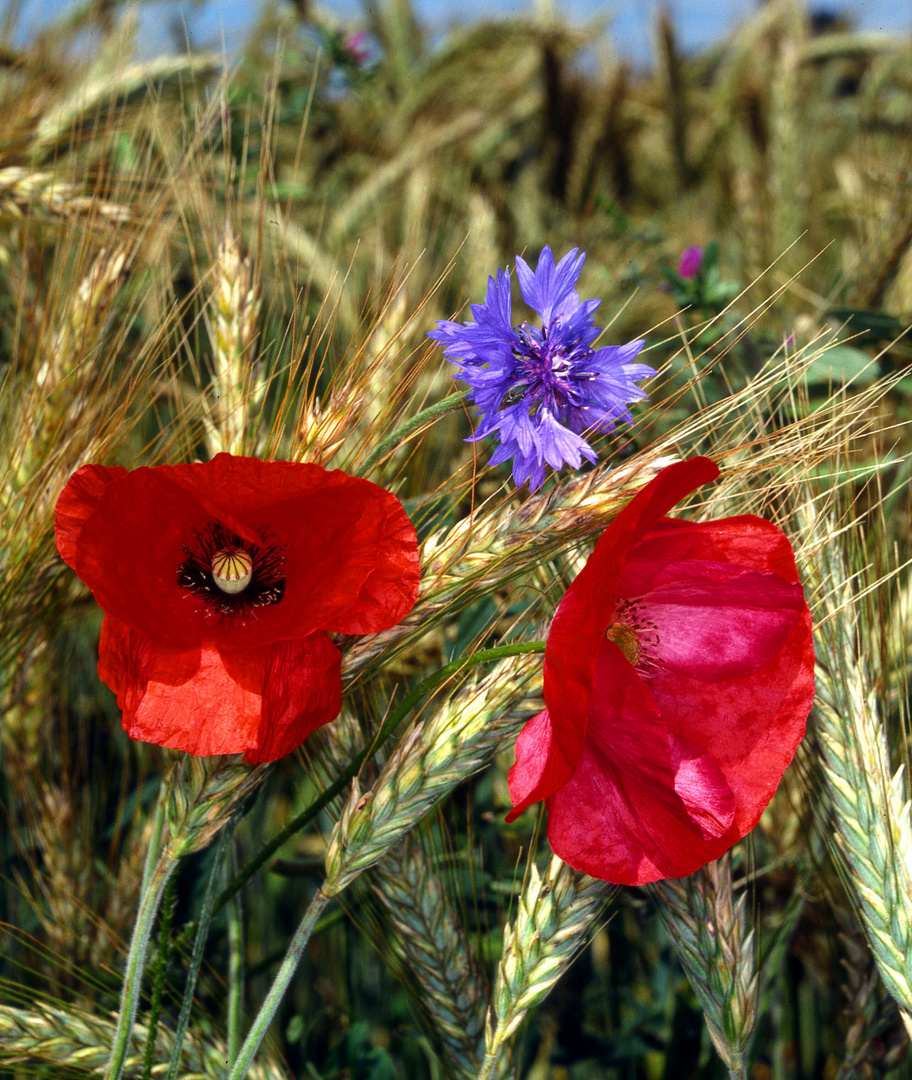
xmin=1 ymin=0 xmax=912 ymax=1077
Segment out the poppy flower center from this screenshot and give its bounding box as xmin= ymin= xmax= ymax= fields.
xmin=606 ymin=597 xmax=662 ymax=678
xmin=211 ymin=548 xmax=253 ymax=594
xmin=178 ymin=521 xmax=286 ymax=617
xmin=605 ymin=622 xmax=640 ymax=666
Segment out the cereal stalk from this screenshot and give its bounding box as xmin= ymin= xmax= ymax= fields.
xmin=203 ymin=225 xmax=262 ymax=457
xmin=808 ymin=512 xmax=912 ymax=1037
xmin=213 ymin=642 xmax=545 ymax=922
xmin=650 ymin=854 xmax=757 ymax=1079
xmin=0 ymin=1002 xmax=285 ymax=1079
xmin=324 ymin=650 xmax=543 ymax=894
xmin=478 ymin=857 xmax=612 ymax=1079
xmin=374 ymin=836 xmax=484 ymax=1075
xmin=105 ymin=854 xmax=178 ymax=1080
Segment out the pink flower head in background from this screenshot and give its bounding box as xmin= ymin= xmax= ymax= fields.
xmin=507 ymin=457 xmax=815 ymax=885
xmin=677 ymin=246 xmax=704 ymax=280
xmin=344 ymin=30 xmax=371 ymax=67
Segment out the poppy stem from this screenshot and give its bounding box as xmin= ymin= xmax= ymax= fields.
xmin=106 ymin=781 xmax=173 ymax=1080
xmin=226 ymin=841 xmax=244 ymax=1069
xmin=226 ymin=887 xmax=331 ymax=1080
xmin=106 ymin=854 xmax=180 ymax=1080
xmin=360 ymin=389 xmax=469 ymax=474
xmin=164 ymin=828 xmax=233 ymax=1080
xmin=209 ymin=640 xmax=547 ymax=922
xmin=138 ymin=870 xmax=178 ymax=1080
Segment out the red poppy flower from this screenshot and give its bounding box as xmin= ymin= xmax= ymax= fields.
xmin=507 ymin=457 xmax=814 ymax=885
xmin=55 ymin=454 xmax=419 ymax=764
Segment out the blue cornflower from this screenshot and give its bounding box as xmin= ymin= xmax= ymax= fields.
xmin=428 ymin=246 xmax=655 ymax=491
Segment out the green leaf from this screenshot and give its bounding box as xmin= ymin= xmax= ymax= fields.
xmin=804 ymin=345 xmax=877 ymax=386
xmin=828 ymin=306 xmax=907 ymax=343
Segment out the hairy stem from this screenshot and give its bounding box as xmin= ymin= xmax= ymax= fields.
xmin=226 ymin=888 xmax=331 ymax=1080
xmin=227 ymin=841 xmax=244 ymax=1068
xmin=105 ymin=853 xmax=180 ymax=1080
xmin=360 ymin=389 xmax=469 ymax=474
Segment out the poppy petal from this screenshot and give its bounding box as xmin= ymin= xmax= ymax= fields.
xmin=68 ymin=456 xmax=420 ymax=651
xmin=99 ymin=617 xmax=343 ymax=761
xmin=649 ymin=606 xmax=814 ymax=836
xmin=166 ymin=456 xmax=416 ymax=648
xmin=545 ymin=733 xmax=739 ymax=885
xmin=76 ymin=470 xmax=212 ymax=648
xmin=618 ymin=515 xmax=803 ymax=594
xmin=99 ymin=616 xmax=262 ymax=756
xmin=628 ymin=562 xmax=806 ymax=681
xmin=670 ymin=734 xmax=735 ymax=840
xmin=247 ymin=633 xmax=342 ymax=764
xmin=321 ymin=494 xmax=420 ymax=634
xmin=527 ymin=456 xmax=721 ymax=807
xmin=548 ymin=644 xmax=737 ymax=880
xmin=55 ymin=464 xmax=128 ymax=567
xmin=506 ymin=708 xmax=577 ymax=822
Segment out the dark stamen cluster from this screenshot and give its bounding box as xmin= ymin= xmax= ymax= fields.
xmin=178 ymin=521 xmax=285 ymax=617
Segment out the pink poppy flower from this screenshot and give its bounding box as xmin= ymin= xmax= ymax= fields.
xmin=507 ymin=457 xmax=814 ymax=885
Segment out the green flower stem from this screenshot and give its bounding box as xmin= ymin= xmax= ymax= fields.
xmin=360 ymin=389 xmax=469 ymax=474
xmin=226 ymin=841 xmax=244 ymax=1069
xmin=139 ymin=870 xmax=178 ymax=1080
xmin=165 ymin=829 xmax=232 ymax=1080
xmin=212 ymin=641 xmax=547 ymax=918
xmin=105 ymin=852 xmax=180 ymax=1080
xmin=226 ymin=888 xmax=331 ymax=1080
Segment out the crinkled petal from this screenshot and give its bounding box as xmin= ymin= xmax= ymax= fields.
xmin=543 ymin=642 xmax=738 ymax=884
xmin=322 ymin=494 xmax=419 ymax=633
xmin=621 ymin=515 xmax=804 ymax=587
xmin=248 ymin=633 xmax=342 ymax=763
xmin=649 ymin=605 xmax=814 ymax=837
xmin=99 ymin=616 xmax=261 ymax=756
xmin=670 ymin=733 xmax=736 ymax=841
xmin=627 ymin=561 xmax=807 ymax=681
xmin=55 ymin=464 xmax=128 ymax=568
xmin=75 ymin=469 xmax=216 ymax=649
xmin=546 ymin=735 xmax=740 ymax=885
xmin=99 ymin=616 xmax=342 ymax=761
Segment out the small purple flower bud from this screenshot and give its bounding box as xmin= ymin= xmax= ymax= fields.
xmin=677 ymin=246 xmax=704 ymax=280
